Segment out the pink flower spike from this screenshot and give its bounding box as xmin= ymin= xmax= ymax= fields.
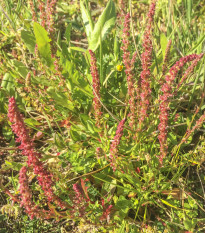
xmin=176 ymin=53 xmax=204 ymax=91
xmin=72 ymin=182 xmax=90 ymax=217
xmin=8 ymin=97 xmax=67 ymax=209
xmin=19 ymin=166 xmax=41 ymax=219
xmin=100 ymin=204 xmax=113 ymax=221
xmin=109 ymin=118 xmax=126 ymax=171
xmin=158 ymin=54 xmax=201 ymax=164
xmin=182 ymin=112 xmax=205 ymax=144
xmin=121 ymin=13 xmax=137 ymax=128
xmin=89 ymin=50 xmax=102 ymax=128
xmin=138 ymin=0 xmax=157 ymax=127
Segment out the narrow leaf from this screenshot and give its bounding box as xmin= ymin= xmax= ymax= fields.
xmin=186 ymin=0 xmax=192 ymax=24
xmin=65 ymin=23 xmax=72 ymax=44
xmin=190 ymin=34 xmax=205 ymax=53
xmin=160 ymin=199 xmax=179 ymax=209
xmin=69 ymin=46 xmax=87 ymax=53
xmin=160 ymin=33 xmax=168 ymax=59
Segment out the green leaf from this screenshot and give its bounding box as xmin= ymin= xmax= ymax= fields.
xmin=168 ymin=132 xmax=178 ymax=145
xmin=184 ymin=218 xmax=197 ymax=231
xmin=21 ymin=30 xmax=36 ymax=53
xmin=2 ymin=125 xmax=13 ymax=140
xmin=69 ymin=46 xmax=87 ymax=53
xmin=160 ymin=199 xmax=179 ymax=209
xmin=53 ymin=133 xmax=66 ymax=149
xmin=80 ymin=114 xmax=91 ymax=127
xmin=114 ymin=34 xmax=119 ymax=60
xmin=70 ymin=72 xmax=93 ymax=98
xmin=80 ymin=114 xmax=100 ymax=134
xmin=65 ymin=23 xmax=72 ymax=44
xmin=87 ymin=120 xmax=95 ymax=134
xmin=186 ymin=0 xmax=192 ymax=25
xmin=69 ymin=143 xmax=81 ymax=152
xmin=190 ymin=34 xmax=205 ymax=53
xmin=24 ymin=118 xmax=41 ymax=126
xmin=33 ymin=22 xmax=54 ymax=68
xmin=33 ymin=75 xmax=51 ymax=86
xmin=80 ymin=0 xmax=94 ymax=40
xmin=70 ymin=126 xmax=86 ymax=142
xmin=5 ymin=161 xmax=23 ymax=171
xmin=47 ymin=87 xmax=75 ymax=111
xmin=160 ymin=33 xmax=168 ymax=59
xmin=87 ymin=120 xmax=101 ymax=133
xmin=116 ymin=195 xmax=131 ymax=213
xmin=12 ymin=60 xmax=28 ymax=78
xmin=89 ymin=0 xmax=116 ymax=51
xmin=1 ymin=73 xmax=14 ymax=92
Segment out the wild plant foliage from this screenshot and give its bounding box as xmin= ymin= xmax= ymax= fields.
xmin=0 ymin=0 xmax=205 ymax=232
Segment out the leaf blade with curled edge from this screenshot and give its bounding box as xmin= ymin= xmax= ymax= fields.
xmin=89 ymin=0 xmax=116 ymax=51
xmin=80 ymin=0 xmax=94 ymax=40
xmin=33 ymin=22 xmax=54 ymax=69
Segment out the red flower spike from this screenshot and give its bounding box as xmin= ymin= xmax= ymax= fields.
xmin=158 ymin=54 xmax=202 ymax=164
xmin=46 ymin=0 xmax=58 ymax=34
xmin=29 ymin=0 xmax=37 ymax=22
xmin=176 ymin=53 xmax=204 ymax=91
xmin=138 ymin=0 xmax=157 ymax=127
xmin=109 ymin=118 xmax=126 ymax=171
xmin=162 ymin=40 xmax=172 ymax=75
xmin=100 ymin=203 xmax=113 ymax=221
xmin=37 ymin=0 xmax=46 ymax=27
xmin=121 ymin=13 xmax=137 ymax=128
xmin=89 ymin=50 xmax=102 ymax=128
xmin=19 ymin=166 xmax=51 ymax=219
xmin=8 ymin=97 xmax=67 ymax=209
xmin=182 ymin=112 xmax=205 ymax=144
xmin=72 ymin=182 xmax=90 ymax=217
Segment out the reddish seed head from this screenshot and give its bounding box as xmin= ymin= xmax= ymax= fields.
xmin=8 ymin=97 xmax=67 ymax=209
xmin=138 ymin=0 xmax=157 ymax=127
xmin=158 ymin=54 xmax=202 ymax=163
xmin=109 ymin=118 xmax=126 ymax=170
xmin=89 ymin=50 xmax=102 ymax=128
xmin=121 ymin=12 xmax=137 ymax=128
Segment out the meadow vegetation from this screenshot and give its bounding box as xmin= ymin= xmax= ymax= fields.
xmin=0 ymin=0 xmax=205 ymax=232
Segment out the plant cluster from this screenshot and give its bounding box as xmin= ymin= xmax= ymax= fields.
xmin=0 ymin=0 xmax=205 ymax=232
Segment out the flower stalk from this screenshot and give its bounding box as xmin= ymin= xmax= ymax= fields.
xmin=181 ymin=112 xmax=205 ymax=144
xmin=158 ymin=54 xmax=201 ymax=164
xmin=89 ymin=50 xmax=102 ymax=128
xmin=176 ymin=53 xmax=204 ymax=91
xmin=121 ymin=13 xmax=137 ymax=128
xmin=138 ymin=0 xmax=157 ymax=127
xmin=8 ymin=97 xmax=66 ymax=209
xmin=19 ymin=166 xmax=44 ymax=219
xmin=162 ymin=40 xmax=172 ymax=75
xmin=109 ymin=118 xmax=126 ymax=171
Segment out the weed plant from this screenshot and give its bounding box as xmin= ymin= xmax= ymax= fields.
xmin=0 ymin=0 xmax=205 ymax=232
